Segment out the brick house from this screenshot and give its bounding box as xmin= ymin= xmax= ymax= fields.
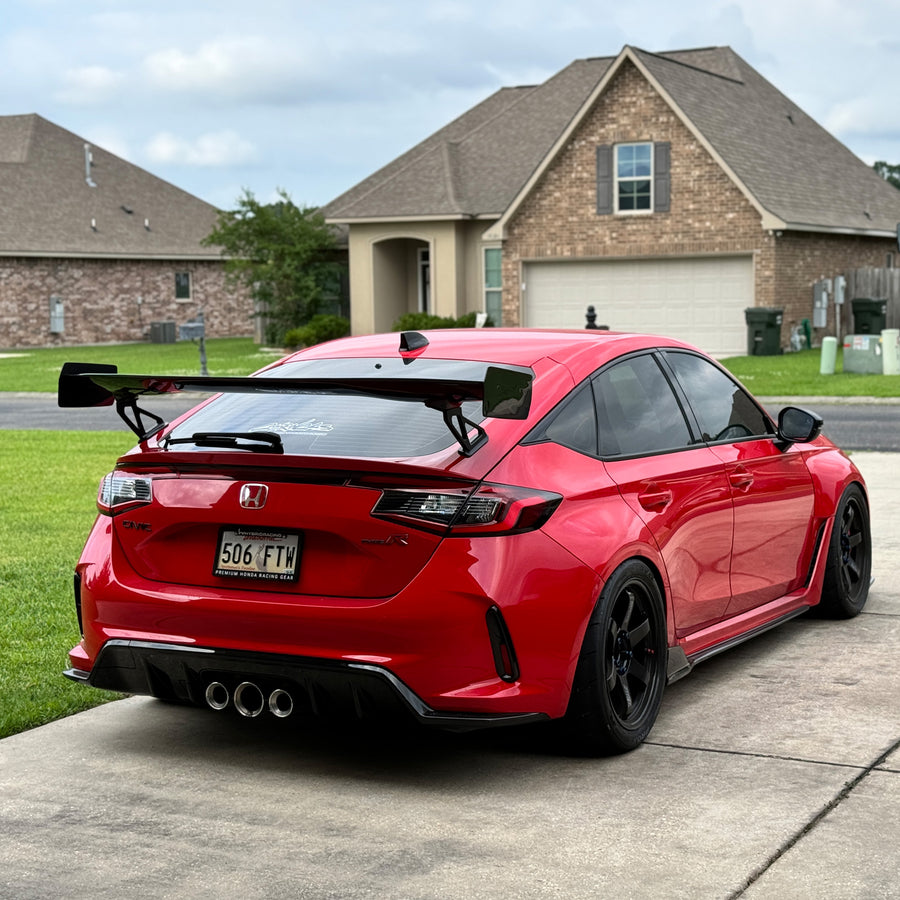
xmin=0 ymin=114 xmax=252 ymax=348
xmin=323 ymin=46 xmax=900 ymax=357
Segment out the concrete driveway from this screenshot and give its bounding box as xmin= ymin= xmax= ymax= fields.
xmin=1 ymin=452 xmax=898 ymax=900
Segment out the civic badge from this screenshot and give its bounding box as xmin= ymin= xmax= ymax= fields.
xmin=239 ymin=483 xmax=268 ymax=510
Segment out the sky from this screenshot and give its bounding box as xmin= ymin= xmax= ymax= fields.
xmin=4 ymin=0 xmax=900 ymax=211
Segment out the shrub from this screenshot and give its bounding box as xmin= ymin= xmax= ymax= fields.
xmin=390 ymin=311 xmax=494 ymax=331
xmin=453 ymin=311 xmax=495 ymax=328
xmin=284 ymin=314 xmax=350 ymax=349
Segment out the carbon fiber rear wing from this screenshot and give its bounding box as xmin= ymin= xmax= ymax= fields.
xmin=58 ymin=343 xmax=533 ymax=455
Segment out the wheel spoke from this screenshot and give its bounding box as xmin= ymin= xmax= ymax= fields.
xmin=630 ymin=616 xmax=651 ymax=646
xmin=841 ymin=561 xmax=856 ymax=593
xmin=606 ymin=663 xmax=617 ymax=691
xmin=845 ymin=557 xmax=860 ymax=583
xmin=848 ymin=532 xmax=863 ymax=549
xmin=628 ymin=657 xmax=650 ymax=688
xmin=620 ymin=590 xmax=635 ymax=631
xmin=617 ymin=673 xmax=633 ymax=715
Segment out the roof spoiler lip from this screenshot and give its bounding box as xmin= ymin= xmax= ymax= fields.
xmin=57 ymin=359 xmax=535 ymax=451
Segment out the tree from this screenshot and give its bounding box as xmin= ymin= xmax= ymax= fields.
xmin=203 ymin=188 xmax=341 ymax=344
xmin=873 ymin=161 xmax=900 ymax=190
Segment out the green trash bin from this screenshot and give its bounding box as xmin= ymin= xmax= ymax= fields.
xmin=851 ymin=298 xmax=887 ymax=334
xmin=744 ymin=308 xmax=783 ymax=356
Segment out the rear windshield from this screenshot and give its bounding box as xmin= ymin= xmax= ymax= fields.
xmin=164 ymin=361 xmax=484 ymax=458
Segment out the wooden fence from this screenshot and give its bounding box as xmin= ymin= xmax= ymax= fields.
xmin=843 ymin=267 xmax=900 ymax=333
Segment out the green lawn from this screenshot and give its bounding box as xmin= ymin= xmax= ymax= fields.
xmin=0 ymin=430 xmax=138 ymax=738
xmin=721 ymin=348 xmax=900 ymax=398
xmin=1 ymin=337 xmax=284 ymax=392
xmin=2 ymin=338 xmax=898 ymax=397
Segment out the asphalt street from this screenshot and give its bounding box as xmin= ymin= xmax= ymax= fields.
xmin=0 ymin=452 xmax=898 ymax=898
xmin=2 ymin=391 xmax=900 ymax=450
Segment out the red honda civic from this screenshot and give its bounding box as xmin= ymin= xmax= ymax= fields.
xmin=58 ymin=329 xmax=871 ymax=753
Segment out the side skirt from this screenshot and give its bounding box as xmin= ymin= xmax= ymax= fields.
xmin=666 ymin=607 xmax=810 ymax=684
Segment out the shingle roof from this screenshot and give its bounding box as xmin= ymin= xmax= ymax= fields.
xmin=323 ymin=59 xmax=612 ymax=220
xmin=632 ymin=47 xmax=900 ymax=233
xmin=0 ymin=114 xmax=221 ymax=258
xmin=323 ymin=46 xmax=900 ymax=236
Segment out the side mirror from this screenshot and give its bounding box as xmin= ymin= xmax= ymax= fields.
xmin=777 ymin=406 xmax=823 ymax=446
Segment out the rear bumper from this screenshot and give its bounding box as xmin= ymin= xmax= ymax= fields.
xmin=64 ymin=639 xmax=548 ymax=732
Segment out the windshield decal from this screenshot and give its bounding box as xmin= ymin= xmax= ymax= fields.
xmin=252 ymin=419 xmax=334 ymax=435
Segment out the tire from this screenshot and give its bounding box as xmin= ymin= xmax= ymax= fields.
xmin=564 ymin=559 xmax=667 ymax=754
xmin=817 ymin=483 xmax=871 ymax=619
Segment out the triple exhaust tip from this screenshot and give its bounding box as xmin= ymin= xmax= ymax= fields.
xmin=204 ymin=681 xmax=294 ymax=718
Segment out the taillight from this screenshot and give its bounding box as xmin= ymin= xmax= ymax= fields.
xmin=372 ymin=483 xmax=561 ymax=536
xmin=97 ymin=472 xmax=153 ymax=516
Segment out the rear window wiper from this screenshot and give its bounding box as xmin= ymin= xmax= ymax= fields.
xmin=163 ymin=431 xmax=284 ymax=453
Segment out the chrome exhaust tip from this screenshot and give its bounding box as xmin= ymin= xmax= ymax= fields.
xmin=233 ymin=681 xmax=265 ymax=718
xmin=268 ymin=688 xmax=294 ymax=718
xmin=204 ymin=681 xmax=230 ymax=711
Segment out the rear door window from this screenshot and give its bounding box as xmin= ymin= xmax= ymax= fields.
xmin=593 ymin=354 xmax=693 ymax=457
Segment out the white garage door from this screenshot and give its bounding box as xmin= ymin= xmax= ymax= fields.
xmin=523 ymin=256 xmax=753 ymax=357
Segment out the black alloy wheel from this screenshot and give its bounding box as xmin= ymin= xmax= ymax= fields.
xmin=818 ymin=483 xmax=871 ymax=618
xmin=565 ymin=559 xmax=667 ymax=754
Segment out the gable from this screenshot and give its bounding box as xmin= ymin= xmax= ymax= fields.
xmin=504 ymin=58 xmax=761 ymax=246
xmin=634 ymin=48 xmax=900 ymax=234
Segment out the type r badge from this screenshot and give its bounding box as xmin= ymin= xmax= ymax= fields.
xmin=239 ymin=484 xmax=268 ymax=510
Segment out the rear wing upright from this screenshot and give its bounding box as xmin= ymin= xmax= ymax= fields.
xmin=58 ymin=350 xmax=534 ymax=455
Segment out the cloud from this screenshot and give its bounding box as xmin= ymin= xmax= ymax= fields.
xmin=825 ymin=97 xmax=900 ymax=144
xmin=54 ymin=65 xmax=124 ymax=105
xmin=141 ymin=36 xmax=310 ymax=104
xmin=145 ymin=130 xmax=257 ymax=167
xmin=87 ymin=127 xmax=132 ymax=163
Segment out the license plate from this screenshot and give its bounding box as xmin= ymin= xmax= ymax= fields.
xmin=214 ymin=527 xmax=301 ymax=581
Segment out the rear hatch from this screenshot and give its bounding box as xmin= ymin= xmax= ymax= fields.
xmin=109 ymin=463 xmax=459 ymax=598
xmin=107 ymin=381 xmax=494 ymax=599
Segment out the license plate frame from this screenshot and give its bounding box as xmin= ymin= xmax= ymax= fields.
xmin=214 ymin=526 xmax=302 ymax=582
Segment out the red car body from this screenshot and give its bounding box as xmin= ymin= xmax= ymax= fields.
xmin=60 ymin=330 xmax=871 ymax=752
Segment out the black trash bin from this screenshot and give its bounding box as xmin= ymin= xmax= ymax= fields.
xmin=744 ymin=308 xmax=783 ymax=356
xmin=851 ymin=298 xmax=887 ymax=334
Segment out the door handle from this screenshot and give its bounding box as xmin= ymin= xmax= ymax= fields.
xmin=729 ymin=467 xmax=754 ymax=491
xmin=638 ymin=484 xmax=673 ymax=511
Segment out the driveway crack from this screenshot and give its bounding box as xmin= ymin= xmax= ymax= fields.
xmin=727 ymin=735 xmax=900 ymax=898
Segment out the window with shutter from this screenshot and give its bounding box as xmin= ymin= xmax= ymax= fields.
xmin=596 ymin=142 xmax=670 ymax=216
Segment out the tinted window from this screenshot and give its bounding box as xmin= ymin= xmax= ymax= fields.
xmin=594 ymin=354 xmax=692 ymax=457
xmin=543 ymin=384 xmax=598 ymax=455
xmin=665 ymin=351 xmax=771 ymax=442
xmin=166 ymin=361 xmax=486 ymax=458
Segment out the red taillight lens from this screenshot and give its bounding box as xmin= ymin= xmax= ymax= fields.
xmin=372 ymin=483 xmax=561 ymax=536
xmin=97 ymin=472 xmax=153 ymax=516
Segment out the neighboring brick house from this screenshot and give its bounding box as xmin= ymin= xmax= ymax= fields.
xmin=323 ymin=46 xmax=900 ymax=357
xmin=0 ymin=114 xmax=252 ymax=348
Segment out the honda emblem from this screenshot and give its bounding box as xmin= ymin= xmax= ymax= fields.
xmin=239 ymin=483 xmax=268 ymax=510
